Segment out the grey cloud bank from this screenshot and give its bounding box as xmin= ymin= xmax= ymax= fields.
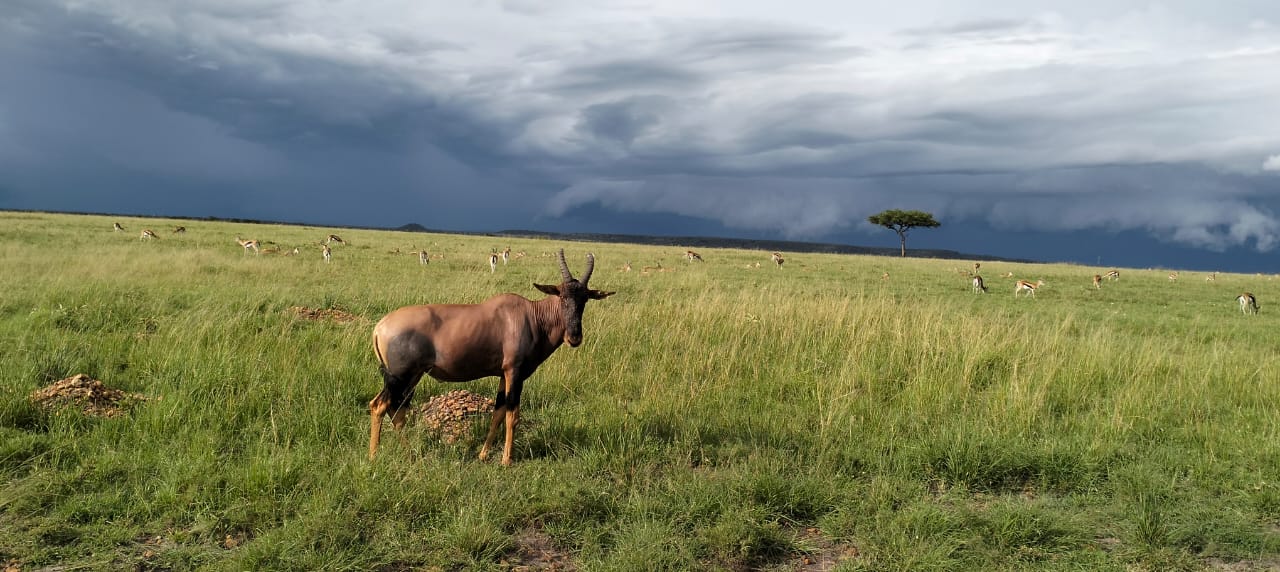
xmin=3 ymin=0 xmax=1280 ymax=271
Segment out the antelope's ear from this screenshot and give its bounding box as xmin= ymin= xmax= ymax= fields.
xmin=588 ymin=289 xmax=616 ymax=300
xmin=533 ymin=283 xmax=561 ymax=296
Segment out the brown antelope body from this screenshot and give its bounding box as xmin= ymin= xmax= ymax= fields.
xmin=1104 ymin=270 xmax=1119 ymax=281
xmin=369 ymin=250 xmax=615 ymax=465
xmin=1092 ymin=274 xmax=1102 ymax=289
xmin=972 ymin=275 xmax=987 ymax=293
xmin=685 ymin=250 xmax=703 ymax=262
xmin=1014 ymin=279 xmax=1044 ymax=298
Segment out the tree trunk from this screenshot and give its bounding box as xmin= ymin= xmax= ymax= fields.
xmin=898 ymin=232 xmax=907 ymax=257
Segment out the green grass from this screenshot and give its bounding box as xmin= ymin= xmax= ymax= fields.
xmin=3 ymin=211 xmax=1280 ymax=571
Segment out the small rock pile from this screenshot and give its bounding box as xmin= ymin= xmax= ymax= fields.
xmin=29 ymin=374 xmax=150 ymax=418
xmin=416 ymin=390 xmax=494 ymax=443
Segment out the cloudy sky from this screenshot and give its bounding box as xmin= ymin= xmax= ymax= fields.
xmin=4 ymin=0 xmax=1280 ymax=271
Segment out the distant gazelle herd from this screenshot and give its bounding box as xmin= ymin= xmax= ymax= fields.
xmin=117 ymin=219 xmax=1263 ymax=316
xmin=110 ymin=219 xmax=1267 ymax=466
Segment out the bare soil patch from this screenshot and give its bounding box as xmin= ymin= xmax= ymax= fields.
xmin=790 ymin=527 xmax=859 ymax=572
xmin=500 ymin=527 xmax=576 ymax=571
xmin=416 ymin=390 xmax=494 ymax=444
xmin=289 ymin=306 xmax=362 ymax=323
xmin=29 ymin=374 xmax=150 ymax=418
xmin=1206 ymin=557 xmax=1280 ymax=571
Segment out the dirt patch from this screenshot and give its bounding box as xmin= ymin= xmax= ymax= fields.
xmin=29 ymin=374 xmax=150 ymax=418
xmin=290 ymin=306 xmax=362 ymax=323
xmin=416 ymin=390 xmax=494 ymax=444
xmin=1206 ymin=557 xmax=1280 ymax=571
xmin=791 ymin=527 xmax=859 ymax=572
xmin=500 ymin=527 xmax=576 ymax=571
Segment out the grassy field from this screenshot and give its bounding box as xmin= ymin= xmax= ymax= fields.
xmin=2 ymin=211 xmax=1279 ymax=571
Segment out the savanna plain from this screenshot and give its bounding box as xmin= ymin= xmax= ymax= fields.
xmin=3 ymin=211 xmax=1280 ymax=571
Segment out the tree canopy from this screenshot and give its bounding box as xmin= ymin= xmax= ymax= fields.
xmin=867 ymin=209 xmax=941 ymax=257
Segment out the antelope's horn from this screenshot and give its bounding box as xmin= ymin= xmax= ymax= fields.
xmin=557 ymin=249 xmax=573 ymax=282
xmin=581 ymin=253 xmax=595 ymax=284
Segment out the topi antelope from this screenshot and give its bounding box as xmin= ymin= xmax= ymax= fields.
xmin=1238 ymin=292 xmax=1259 ymax=315
xmin=972 ymin=275 xmax=987 ymax=293
xmin=369 ymin=249 xmax=615 ymax=464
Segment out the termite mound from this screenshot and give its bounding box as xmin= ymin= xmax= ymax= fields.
xmin=415 ymin=390 xmax=495 ymax=444
xmin=29 ymin=374 xmax=151 ymax=418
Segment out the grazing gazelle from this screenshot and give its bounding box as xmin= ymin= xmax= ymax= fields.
xmin=325 ymin=234 xmax=346 ymax=245
xmin=1001 ymin=271 xmax=1014 ymax=279
xmin=1238 ymin=292 xmax=1259 ymax=315
xmin=369 ymin=249 xmax=615 ymax=464
xmin=1093 ymin=274 xmax=1102 ymax=290
xmin=1168 ymin=271 xmax=1179 ymax=281
xmin=882 ymin=272 xmax=891 ymax=281
xmin=1014 ymin=279 xmax=1044 ymax=298
xmin=771 ymin=252 xmax=784 ymax=268
xmin=236 ymin=237 xmax=260 ymax=255
xmin=113 ymin=222 xmax=125 ymax=233
xmin=489 ymin=253 xmax=499 ymax=273
xmin=322 ymin=244 xmax=332 ymax=263
xmin=1104 ymin=270 xmax=1119 ymax=281
xmin=972 ymin=275 xmax=987 ymax=293
xmin=501 ymin=247 xmax=511 ymax=265
xmin=172 ymin=225 xmax=186 ymax=234
xmin=1206 ymin=272 xmax=1218 ymax=282
xmin=685 ymin=250 xmax=703 ymax=262
xmin=139 ymin=229 xmax=158 ymax=241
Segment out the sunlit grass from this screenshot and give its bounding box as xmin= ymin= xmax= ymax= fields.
xmin=2 ymin=211 xmax=1280 ymax=570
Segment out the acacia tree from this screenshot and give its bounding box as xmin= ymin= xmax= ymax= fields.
xmin=867 ymin=209 xmax=941 ymax=257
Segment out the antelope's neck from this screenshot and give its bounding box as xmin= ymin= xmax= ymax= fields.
xmin=533 ymin=296 xmax=565 ymax=345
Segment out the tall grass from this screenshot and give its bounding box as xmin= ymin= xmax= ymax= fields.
xmin=2 ymin=211 xmax=1279 ymax=570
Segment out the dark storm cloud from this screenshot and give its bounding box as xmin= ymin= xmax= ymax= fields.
xmin=3 ymin=0 xmax=1280 ymax=265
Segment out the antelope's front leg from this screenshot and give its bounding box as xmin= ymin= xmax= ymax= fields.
xmin=501 ymin=406 xmax=520 ymax=466
xmin=368 ymin=393 xmax=390 ymax=460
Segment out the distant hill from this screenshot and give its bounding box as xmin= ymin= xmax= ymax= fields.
xmin=389 ymin=225 xmax=1032 ymax=264
xmin=2 ymin=209 xmax=1030 ymax=264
